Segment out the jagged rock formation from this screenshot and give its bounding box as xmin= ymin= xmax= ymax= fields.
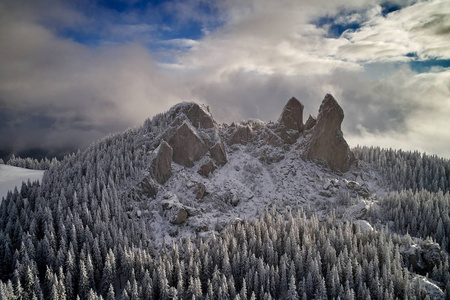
xmin=301 ymin=94 xmax=355 ymax=172
xmin=278 ymin=97 xmax=304 ymax=132
xmin=304 ymin=114 xmax=317 ymax=130
xmin=141 ymin=95 xmax=355 ymax=201
xmin=161 ymin=103 xmax=227 ymax=169
xmin=210 ymin=142 xmax=227 ymax=166
xmin=168 ymin=122 xmax=209 ymax=167
xmin=167 ymin=102 xmax=215 ymax=129
xmin=228 ymin=125 xmax=253 ymax=145
xmin=151 ymin=141 xmax=173 ymax=184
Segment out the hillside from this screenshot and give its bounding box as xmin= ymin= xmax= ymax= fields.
xmin=0 ymin=94 xmax=449 ymax=299
xmin=0 ymin=165 xmax=44 ymax=201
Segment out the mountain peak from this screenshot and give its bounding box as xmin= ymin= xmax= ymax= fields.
xmin=167 ymin=102 xmax=215 ymax=129
xmin=147 ymin=94 xmax=354 ymax=195
xmin=302 ymin=93 xmax=355 ymax=172
xmin=277 ymin=96 xmax=305 ymax=132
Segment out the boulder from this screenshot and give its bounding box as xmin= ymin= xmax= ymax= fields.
xmin=138 ymin=176 xmax=159 ymax=199
xmin=210 ymin=142 xmax=227 ymax=166
xmin=304 ymin=114 xmax=317 ymax=130
xmin=168 ymin=122 xmax=209 ymax=167
xmin=278 ymin=97 xmax=304 ymax=132
xmin=301 ymin=94 xmax=355 ymax=172
xmin=228 ymin=125 xmax=253 ymax=145
xmin=169 ymin=207 xmax=188 ymax=224
xmin=194 ymin=182 xmax=207 ymax=200
xmin=151 ymin=141 xmax=173 ymax=184
xmin=198 ymin=160 xmax=217 ymax=177
xmin=161 ymin=194 xmax=189 ymax=224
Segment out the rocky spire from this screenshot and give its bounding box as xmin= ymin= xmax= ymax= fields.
xmin=277 ymin=97 xmax=304 ymax=132
xmin=301 ymin=94 xmax=355 ymax=172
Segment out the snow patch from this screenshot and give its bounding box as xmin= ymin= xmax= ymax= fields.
xmin=0 ymin=165 xmax=45 ymax=201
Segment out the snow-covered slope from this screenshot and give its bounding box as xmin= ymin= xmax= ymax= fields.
xmin=1 ymin=96 xmax=449 ymax=299
xmin=0 ymin=164 xmax=44 ymax=201
xmin=129 ymin=136 xmax=388 ymax=243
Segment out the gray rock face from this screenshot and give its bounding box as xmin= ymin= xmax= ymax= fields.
xmin=184 ymin=103 xmax=215 ymax=129
xmin=304 ymin=114 xmax=317 ymax=130
xmin=168 ymin=122 xmax=209 ymax=167
xmin=169 ymin=103 xmax=215 ymax=129
xmin=158 ymin=102 xmax=228 ymax=174
xmin=151 ymin=141 xmax=173 ymax=184
xmin=278 ymin=97 xmax=304 ymax=132
xmin=228 ymin=125 xmax=253 ymax=145
xmin=274 ymin=127 xmax=299 ymax=144
xmin=210 ymin=142 xmax=227 ymax=166
xmin=301 ymin=94 xmax=355 ymax=172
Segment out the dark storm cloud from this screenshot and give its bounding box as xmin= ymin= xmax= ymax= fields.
xmin=0 ymin=0 xmax=187 ymax=160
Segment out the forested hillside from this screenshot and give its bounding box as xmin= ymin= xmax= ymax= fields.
xmin=0 ymin=106 xmax=449 ymax=299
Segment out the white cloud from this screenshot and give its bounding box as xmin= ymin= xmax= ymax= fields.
xmin=339 ymin=0 xmax=450 ymax=62
xmin=1 ymin=0 xmax=449 ymax=160
xmin=344 ymin=68 xmax=450 ymax=158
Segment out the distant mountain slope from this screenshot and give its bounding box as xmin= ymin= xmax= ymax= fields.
xmin=0 ymin=165 xmax=44 ymax=201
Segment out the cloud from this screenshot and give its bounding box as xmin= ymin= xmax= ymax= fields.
xmin=338 ymin=0 xmax=450 ymax=62
xmin=342 ymin=67 xmax=450 ymax=158
xmin=1 ymin=0 xmax=449 ymax=161
xmin=0 ymin=1 xmax=186 ymax=158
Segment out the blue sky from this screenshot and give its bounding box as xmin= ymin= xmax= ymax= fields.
xmin=1 ymin=0 xmax=450 ymax=160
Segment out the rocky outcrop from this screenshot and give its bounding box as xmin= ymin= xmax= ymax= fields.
xmin=210 ymin=142 xmax=227 ymax=166
xmin=304 ymin=114 xmax=317 ymax=130
xmin=194 ymin=182 xmax=207 ymax=200
xmin=184 ymin=103 xmax=215 ymax=129
xmin=156 ymin=103 xmax=228 ymax=175
xmin=168 ymin=103 xmax=215 ymax=129
xmin=198 ymin=160 xmax=216 ymax=177
xmin=151 ymin=141 xmax=173 ymax=184
xmin=156 ymin=94 xmax=354 ymax=174
xmin=168 ymin=122 xmax=209 ymax=167
xmin=278 ymin=97 xmax=304 ymax=132
xmin=228 ymin=125 xmax=253 ymax=145
xmin=138 ymin=177 xmax=159 ymax=199
xmin=403 ymin=241 xmax=446 ymax=274
xmin=301 ymin=94 xmax=355 ymax=172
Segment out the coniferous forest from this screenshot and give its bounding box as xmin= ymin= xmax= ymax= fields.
xmin=0 ymin=116 xmax=449 ymax=299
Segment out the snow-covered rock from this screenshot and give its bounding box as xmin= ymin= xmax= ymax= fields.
xmin=151 ymin=141 xmax=173 ymax=184
xmin=168 ymin=122 xmax=210 ymax=167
